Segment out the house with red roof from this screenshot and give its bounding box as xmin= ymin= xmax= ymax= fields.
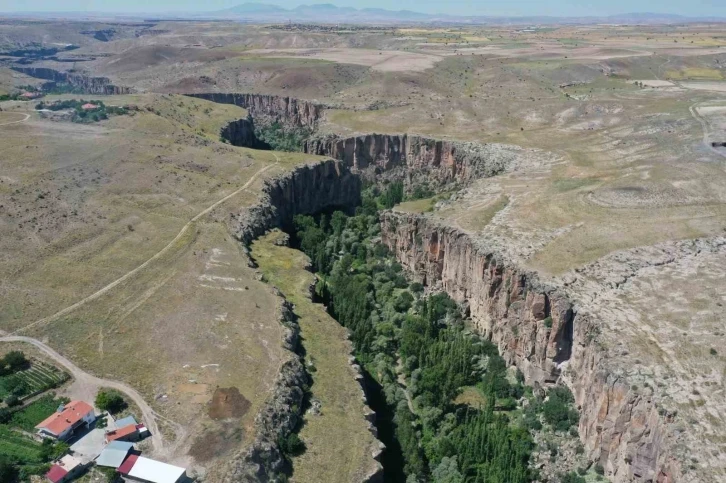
xmin=35 ymin=401 xmax=95 ymax=441
xmin=105 ymin=423 xmax=140 ymax=443
xmin=45 ymin=454 xmax=86 ymax=483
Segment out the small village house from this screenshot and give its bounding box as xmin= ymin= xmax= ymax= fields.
xmin=96 ymin=440 xmax=135 ymax=469
xmin=35 ymin=401 xmax=95 ymax=441
xmin=45 ymin=454 xmax=87 ymax=483
xmin=123 ymin=456 xmax=186 ymax=483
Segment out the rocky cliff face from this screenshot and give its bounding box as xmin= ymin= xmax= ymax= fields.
xmin=304 ymin=133 xmax=531 ymax=190
xmin=226 ymin=159 xmax=376 ymax=482
xmin=233 ymin=159 xmax=361 ymax=245
xmin=380 ymin=211 xmax=680 ymax=483
xmin=220 ymin=117 xmax=271 ymax=150
xmin=188 ymin=93 xmax=325 ymax=129
xmin=11 ymin=67 xmax=132 ymax=95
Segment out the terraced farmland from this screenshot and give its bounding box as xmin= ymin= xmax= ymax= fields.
xmin=0 ymin=360 xmax=69 ymax=400
xmin=0 ymin=425 xmax=44 ymax=464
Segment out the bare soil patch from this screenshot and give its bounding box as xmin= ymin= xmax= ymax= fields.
xmin=208 ymin=387 xmax=252 ymax=420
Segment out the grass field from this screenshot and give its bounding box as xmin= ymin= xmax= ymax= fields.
xmin=0 ymin=425 xmax=45 ymax=463
xmin=10 ymin=394 xmax=68 ymax=431
xmin=252 ymin=231 xmax=379 ymax=483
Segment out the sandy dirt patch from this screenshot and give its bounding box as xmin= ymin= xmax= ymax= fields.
xmin=681 ymin=82 xmax=726 ymax=93
xmin=628 ymin=79 xmax=676 ymax=88
xmin=243 ymin=48 xmax=442 ymax=72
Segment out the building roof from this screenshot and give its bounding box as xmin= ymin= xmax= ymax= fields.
xmin=113 ymin=415 xmax=137 ymax=428
xmin=46 ymin=465 xmax=68 ymax=483
xmin=58 ymin=454 xmax=83 ymax=472
xmin=36 ymin=401 xmax=94 ymax=436
xmin=127 ymin=457 xmax=186 ymax=483
xmin=96 ymin=441 xmax=134 ymax=468
xmin=106 ymin=423 xmax=138 ymax=442
xmin=81 ymin=103 xmax=99 ymax=110
xmin=117 ymin=453 xmax=139 ymax=475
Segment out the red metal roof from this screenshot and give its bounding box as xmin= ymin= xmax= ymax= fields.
xmin=118 ymin=454 xmax=139 ymax=475
xmin=36 ymin=401 xmax=94 ymax=436
xmin=46 ymin=465 xmax=68 ymax=483
xmin=106 ymin=423 xmax=138 ymax=442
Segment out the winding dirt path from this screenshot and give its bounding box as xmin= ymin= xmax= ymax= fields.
xmin=0 ymin=335 xmax=165 ymax=451
xmin=1 ymin=155 xmax=281 ymax=456
xmin=0 ymin=112 xmax=30 ymax=126
xmin=13 ymin=159 xmax=279 ymax=335
xmin=689 ymin=102 xmax=726 ymax=160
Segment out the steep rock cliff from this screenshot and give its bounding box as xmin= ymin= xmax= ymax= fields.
xmin=304 ymin=133 xmax=530 ymax=190
xmin=220 ymin=117 xmax=271 ymax=150
xmin=188 ymin=93 xmax=325 ymax=129
xmin=11 ymin=66 xmax=132 ymax=95
xmin=233 ymin=159 xmax=361 ymax=245
xmin=226 ymin=159 xmax=380 ymax=482
xmin=380 ymin=211 xmax=680 ymax=483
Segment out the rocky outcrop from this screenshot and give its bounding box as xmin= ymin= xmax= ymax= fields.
xmin=233 ymin=159 xmax=361 ymax=245
xmin=225 ymin=301 xmax=307 ymax=482
xmin=380 ymin=211 xmax=680 ymax=483
xmin=11 ymin=67 xmax=132 ymax=95
xmin=220 ymin=117 xmax=271 ymax=150
xmin=225 ymin=159 xmax=367 ymax=481
xmin=304 ymin=133 xmax=523 ymax=190
xmin=187 ymin=93 xmax=325 ymax=129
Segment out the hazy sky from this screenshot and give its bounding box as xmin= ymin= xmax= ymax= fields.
xmin=2 ymin=0 xmax=724 ymax=17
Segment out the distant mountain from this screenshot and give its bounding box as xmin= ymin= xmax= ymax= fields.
xmin=223 ymin=2 xmax=287 ymax=14
xmin=3 ymin=2 xmax=724 ymax=25
xmin=211 ymin=3 xmax=725 ymax=25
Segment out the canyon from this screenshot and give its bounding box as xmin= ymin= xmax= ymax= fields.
xmin=11 ymin=66 xmax=132 ymax=95
xmin=213 ymin=94 xmax=700 ymax=482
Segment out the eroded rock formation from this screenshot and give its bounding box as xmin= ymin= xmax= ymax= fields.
xmin=11 ymin=67 xmax=132 ymax=95
xmin=304 ymin=133 xmax=528 ymax=190
xmin=380 ymin=211 xmax=680 ymax=483
xmin=188 ymin=93 xmax=325 ymax=128
xmin=234 ymin=159 xmax=361 ymax=245
xmin=220 ymin=117 xmax=271 ymax=150
xmin=228 ymin=159 xmax=382 ymax=482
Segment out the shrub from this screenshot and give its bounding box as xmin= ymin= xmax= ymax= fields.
xmin=594 ymin=464 xmax=605 ymax=475
xmin=278 ymin=433 xmax=306 ymax=457
xmin=542 ymin=387 xmax=579 ymax=432
xmin=710 ymin=348 xmax=717 ymax=356
xmin=561 ymin=471 xmax=586 ymax=483
xmin=3 ymin=352 xmax=29 ymax=372
xmin=95 ymin=390 xmax=127 ymax=414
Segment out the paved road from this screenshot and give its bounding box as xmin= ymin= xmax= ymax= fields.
xmin=0 ymin=335 xmax=165 ymax=452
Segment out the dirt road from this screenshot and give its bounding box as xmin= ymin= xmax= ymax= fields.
xmin=0 ymin=112 xmax=30 ymax=126
xmin=13 ymin=159 xmax=279 ymax=335
xmin=0 ymin=335 xmax=166 ymax=451
xmin=1 ymin=155 xmax=282 ymax=456
xmin=689 ymin=103 xmax=726 ymax=160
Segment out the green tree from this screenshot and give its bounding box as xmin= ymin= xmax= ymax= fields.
xmin=432 ymin=456 xmax=464 ymax=483
xmin=95 ymin=390 xmax=126 ymax=414
xmin=0 ymin=458 xmax=18 ymax=483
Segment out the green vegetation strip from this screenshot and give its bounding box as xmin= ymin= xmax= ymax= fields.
xmin=289 ymin=183 xmax=581 ymax=483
